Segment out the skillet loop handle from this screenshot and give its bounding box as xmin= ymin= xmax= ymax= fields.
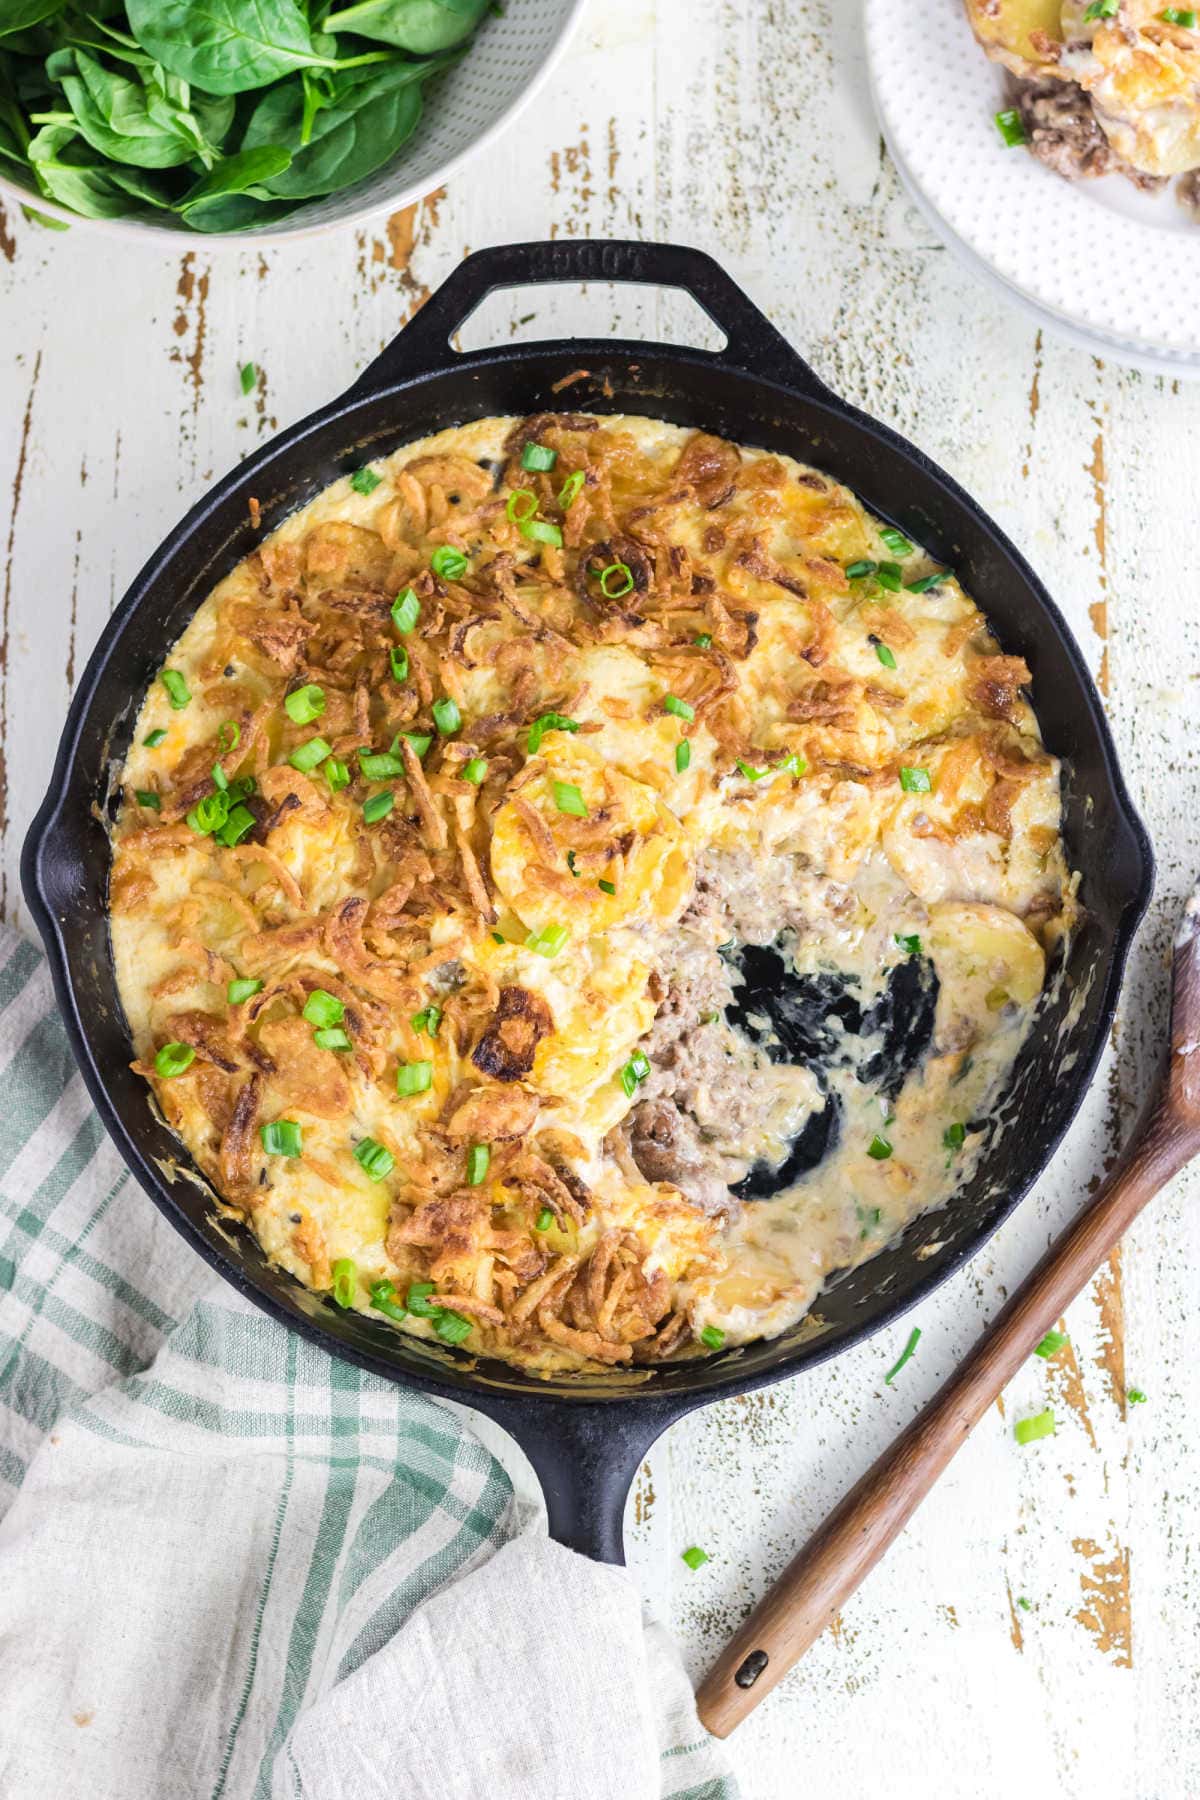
xmin=348 ymin=237 xmax=835 ymax=400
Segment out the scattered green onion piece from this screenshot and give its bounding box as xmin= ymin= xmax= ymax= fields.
xmin=521 ymin=442 xmax=557 ymax=472
xmin=1127 ymin=1387 xmax=1147 ymax=1404
xmin=430 ymin=545 xmax=468 ymax=580
xmin=187 ymin=792 xmax=230 ymax=836
xmin=880 ymin=526 xmax=913 ymax=556
xmin=434 ymin=1311 xmax=473 ymax=1345
xmin=663 ymin=693 xmax=695 ymax=722
xmin=362 ymin=792 xmax=394 ymax=825
xmin=227 ymin=977 xmax=263 ymax=1005
xmin=553 ymin=780 xmax=587 ymax=817
xmin=619 ymin=1050 xmax=651 ymax=1098
xmin=462 ymin=757 xmax=487 ymax=786
xmin=895 ymin=932 xmax=922 ymax=956
xmin=875 ymin=562 xmax=903 ymax=592
xmin=261 ymin=1119 xmax=303 ymax=1158
xmin=526 ymin=923 xmax=569 ymax=958
xmin=358 ymin=749 xmax=404 ymax=780
xmin=681 ymin=1546 xmax=709 ymax=1570
xmin=867 ymin=1134 xmax=893 ymax=1160
xmin=432 ymin=697 xmax=462 ymax=736
xmin=211 ymin=763 xmax=229 ymax=793
xmin=154 ymin=1041 xmax=195 ymax=1078
xmin=218 ymin=721 xmax=241 ymax=754
xmin=290 ymin=737 xmax=332 ymax=773
xmin=506 ymin=488 xmax=538 ymax=524
xmin=403 ymin=732 xmax=432 ymax=759
xmin=906 ymin=570 xmax=953 ymax=594
xmin=303 ymin=989 xmax=344 ymax=1029
xmin=943 ymin=1122 xmax=966 ymax=1154
xmin=558 ymin=470 xmax=585 ymax=508
xmin=285 ymin=684 xmax=325 ymax=725
xmin=350 ymin=466 xmax=382 ymax=496
xmin=694 ymin=632 xmax=713 ymax=648
xmin=736 ymin=760 xmax=768 ymax=781
xmin=406 ymin=1282 xmax=438 ymax=1316
xmin=354 ymin=1137 xmax=394 ymax=1182
xmin=411 ymin=1005 xmax=442 ymax=1037
xmin=1017 ymin=1596 xmax=1032 ymax=1612
xmin=598 ymin=878 xmax=617 ymax=896
xmin=143 ymin=728 xmax=168 ymax=748
xmin=392 ymin=587 xmax=421 ymax=634
xmin=566 ymin=850 xmax=579 ymax=876
xmin=240 ymin=361 xmax=257 ymax=395
xmin=215 ymin=804 xmax=256 ymax=848
xmin=845 ymin=560 xmax=876 ymax=580
xmin=527 ymin=712 xmax=580 ymax=754
xmin=520 ymin=518 xmax=563 ymax=547
xmin=699 ymin=1326 xmax=725 ymax=1351
xmin=369 ymin=1279 xmax=408 ymax=1323
xmin=467 ymin=1143 xmax=490 ymax=1186
xmin=995 ymin=107 xmax=1028 ymax=146
xmin=676 ymin=740 xmax=692 ymax=774
xmin=1084 ymin=0 xmax=1118 ymax=15
xmin=1162 ymin=5 xmax=1197 ymax=21
xmin=331 ymin=1258 xmax=356 ymax=1307
xmin=396 ymin=1060 xmax=433 ymax=1096
xmin=1014 ymin=1408 xmax=1056 ymax=1445
xmin=986 ymin=986 xmax=1010 ymax=1012
xmin=598 ymin=560 xmax=634 ymax=599
xmin=899 ymin=765 xmax=932 ymax=794
xmin=1034 ymin=1328 xmax=1068 ymax=1360
xmin=875 ymin=642 xmax=897 ymax=670
xmin=389 ymin=645 xmax=409 ymax=683
xmin=777 ymin=752 xmax=808 ymax=777
xmin=325 ymin=757 xmax=350 ymax=795
xmin=160 ymin=669 xmax=191 ymax=710
xmin=884 ymin=1326 xmax=921 ymax=1385
xmin=534 ymin=1207 xmax=554 ymax=1231
xmin=492 ymin=932 xmax=505 ymax=945
xmin=134 ymin=789 xmax=160 ymax=811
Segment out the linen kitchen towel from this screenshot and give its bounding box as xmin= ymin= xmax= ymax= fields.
xmin=0 ymin=928 xmax=736 ymax=1800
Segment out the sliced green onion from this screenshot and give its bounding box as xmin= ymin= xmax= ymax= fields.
xmin=875 ymin=642 xmax=897 ymax=670
xmin=406 ymin=1282 xmax=438 ymax=1316
xmin=875 ymin=562 xmax=903 ymax=592
xmin=699 ymin=1325 xmax=725 ymax=1351
xmin=466 ymin=1143 xmax=490 ymax=1186
xmin=1127 ymin=1387 xmax=1147 ymax=1404
xmin=228 ymin=977 xmax=263 ymax=1005
xmin=354 ymin=1137 xmax=394 ymax=1182
xmin=389 ymin=644 xmax=409 ymax=683
xmin=432 ymin=696 xmax=461 ymax=736
xmin=906 ymin=570 xmax=953 ymax=594
xmin=777 ymin=752 xmax=808 ymax=777
xmin=285 ymin=684 xmax=325 ymax=725
xmin=325 ymin=757 xmax=350 ymax=795
xmin=1017 ymin=1596 xmax=1032 ymax=1612
xmin=1084 ymin=0 xmax=1118 ymax=15
xmin=895 ymin=932 xmax=922 ymax=956
xmin=899 ymin=765 xmax=932 ymax=794
xmin=845 ymin=559 xmax=876 ymax=580
xmin=522 ymin=442 xmax=557 ymax=472
xmin=1162 ymin=6 xmax=1197 ymax=21
xmin=134 ymin=789 xmax=160 ymax=811
xmin=598 ymin=560 xmax=634 ymax=599
xmin=160 ymin=669 xmax=191 ymax=710
xmin=350 ymin=466 xmax=382 ymax=495
xmin=261 ymin=1119 xmax=303 ymax=1157
xmin=943 ymin=1122 xmax=966 ymax=1153
xmin=867 ymin=1134 xmax=893 ymax=1160
xmin=527 ymin=712 xmax=580 ymax=754
xmin=462 ymin=757 xmax=487 ymax=785
xmin=314 ymin=1026 xmax=351 ymax=1051
xmin=187 ymin=792 xmax=230 ymax=836
xmin=534 ymin=1206 xmax=554 ymax=1231
xmin=736 ymin=760 xmax=768 ymax=781
xmin=303 ymin=990 xmax=344 ymax=1029
xmin=995 ymin=107 xmax=1028 ymax=146
xmin=240 ymin=361 xmax=257 ymax=395
xmin=506 ymin=489 xmax=539 ymax=524
xmin=880 ymin=526 xmax=913 ymax=556
xmin=566 ymin=850 xmax=579 ymax=876
xmin=558 ymin=470 xmax=585 ymax=508
xmin=402 ymin=732 xmax=432 ymax=759
xmin=884 ymin=1326 xmax=921 ymax=1385
xmin=521 ymin=518 xmax=563 ymax=547
xmin=154 ymin=1041 xmax=195 ymax=1078
xmin=396 ymin=1060 xmax=433 ymax=1096
xmin=363 ymin=792 xmax=394 ymax=825
xmin=619 ymin=1050 xmax=651 ymax=1098
xmin=598 ymin=878 xmax=617 ymax=896
xmin=226 ymin=775 xmax=256 ymax=803
xmin=1015 ymin=1408 xmax=1056 ymax=1445
xmin=411 ymin=1005 xmax=442 ymax=1037
xmin=290 ymin=737 xmax=332 ymax=773
xmin=553 ymin=780 xmax=587 ymax=817
xmin=430 ymin=545 xmax=468 ymax=580
xmin=215 ymin=804 xmax=256 ymax=848
xmin=211 ymin=763 xmax=229 ymax=793
xmin=681 ymin=1546 xmax=709 ymax=1570
xmin=358 ymin=749 xmax=404 ymax=780
xmin=676 ymin=740 xmax=691 ymax=774
xmin=692 ymin=634 xmax=714 ymax=653
xmin=143 ymin=728 xmax=168 ymax=748
xmin=369 ymin=1278 xmax=407 ymax=1323
xmin=331 ymin=1258 xmax=356 ymax=1308
xmin=1034 ymin=1328 xmax=1068 ymax=1360
xmin=663 ymin=693 xmax=695 ymax=722
xmin=218 ymin=721 xmax=241 ymax=754
xmin=526 ymin=923 xmax=569 ymax=958
xmin=492 ymin=931 xmax=506 ymax=945
xmin=392 ymin=587 xmax=421 ymax=634
xmin=434 ymin=1311 xmax=473 ymax=1345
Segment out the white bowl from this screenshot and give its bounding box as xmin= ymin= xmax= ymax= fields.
xmin=0 ymin=0 xmax=586 ymax=248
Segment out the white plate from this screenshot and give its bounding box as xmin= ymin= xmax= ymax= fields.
xmin=863 ymin=0 xmax=1200 ymax=365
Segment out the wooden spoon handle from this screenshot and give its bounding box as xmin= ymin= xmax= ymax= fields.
xmin=695 ymin=1104 xmax=1195 ymax=1738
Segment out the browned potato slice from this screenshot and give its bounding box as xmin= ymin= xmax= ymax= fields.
xmin=963 ymin=0 xmax=1065 ymax=75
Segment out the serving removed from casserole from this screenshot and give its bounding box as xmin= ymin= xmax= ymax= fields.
xmin=110 ymin=412 xmax=1076 ymax=1373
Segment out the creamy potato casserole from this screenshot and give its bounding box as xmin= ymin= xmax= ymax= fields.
xmin=111 ymin=413 xmax=1075 ymax=1373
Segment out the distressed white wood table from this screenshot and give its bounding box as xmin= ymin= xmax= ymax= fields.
xmin=2 ymin=4 xmax=1197 ymax=1796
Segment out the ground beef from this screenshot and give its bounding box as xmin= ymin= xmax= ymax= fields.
xmin=682 ymin=847 xmax=816 ymax=946
xmin=625 ymin=1097 xmax=732 ymax=1217
xmin=1179 ymin=169 xmax=1200 ymax=220
xmin=1013 ymin=77 xmax=1118 ymax=182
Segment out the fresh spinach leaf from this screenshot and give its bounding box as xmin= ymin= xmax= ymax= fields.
xmin=182 ymin=141 xmax=292 ymax=203
xmin=0 ymin=1 xmax=67 ymax=42
xmin=125 ymin=0 xmax=329 ymax=94
xmin=46 ymin=47 xmax=220 ymax=168
xmin=244 ymin=54 xmax=446 ymax=197
xmin=27 ymin=122 xmax=152 ymax=217
xmin=322 ymin=0 xmax=489 ymax=54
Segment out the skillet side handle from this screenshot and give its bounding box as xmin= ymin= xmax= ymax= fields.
xmin=346 ymin=237 xmax=835 ymax=401
xmin=463 ymin=1393 xmax=681 ymax=1565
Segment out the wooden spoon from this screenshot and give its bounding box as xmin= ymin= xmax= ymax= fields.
xmin=697 ymin=886 xmax=1200 ymax=1738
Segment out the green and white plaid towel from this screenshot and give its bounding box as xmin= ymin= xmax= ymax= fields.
xmin=0 ymin=930 xmax=736 ymax=1800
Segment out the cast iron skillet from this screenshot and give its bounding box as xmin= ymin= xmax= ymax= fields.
xmin=22 ymin=239 xmax=1152 ymax=1566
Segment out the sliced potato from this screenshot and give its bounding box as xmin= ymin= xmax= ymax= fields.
xmin=927 ymin=901 xmax=1046 ymax=1009
xmin=964 ymin=0 xmax=1065 ymax=74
